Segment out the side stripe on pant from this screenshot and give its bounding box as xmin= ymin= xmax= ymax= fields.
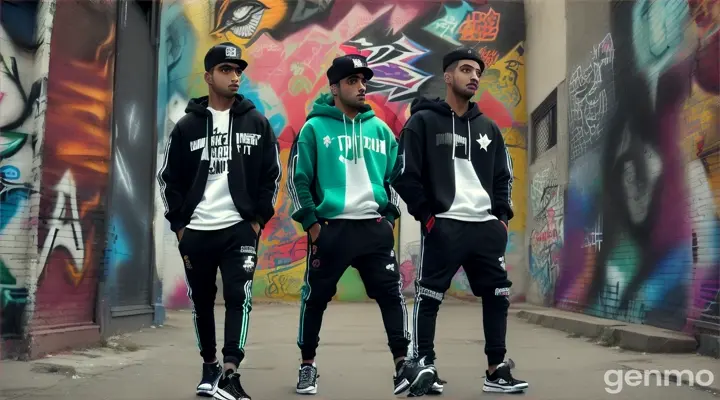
xmin=411 ymin=233 xmax=426 ymax=358
xmin=297 ymin=237 xmax=313 ymax=346
xmin=238 ymin=279 xmax=253 ymax=351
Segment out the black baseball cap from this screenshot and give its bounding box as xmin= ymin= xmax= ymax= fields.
xmin=443 ymin=47 xmax=485 ymax=73
xmin=204 ymin=42 xmax=248 ymax=72
xmin=327 ymin=55 xmax=374 ymax=85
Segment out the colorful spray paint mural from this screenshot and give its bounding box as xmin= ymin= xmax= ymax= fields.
xmin=556 ymin=0 xmax=719 ymax=333
xmin=31 ymin=0 xmax=116 ymax=330
xmin=0 ymin=0 xmax=44 ymax=338
xmin=156 ymin=0 xmax=528 ymax=305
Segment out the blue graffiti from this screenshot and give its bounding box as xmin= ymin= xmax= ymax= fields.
xmin=422 ymin=1 xmax=474 ymax=45
xmin=0 ymin=165 xmax=20 ymax=180
xmin=104 ymin=216 xmax=131 ymax=304
xmin=631 ymin=0 xmax=689 ymax=83
xmin=156 ymin=1 xmax=197 ymax=146
xmin=238 ymin=78 xmax=288 ymax=137
xmin=0 ymin=179 xmax=31 ymax=233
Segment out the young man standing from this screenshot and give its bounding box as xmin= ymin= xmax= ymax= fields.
xmin=391 ymin=48 xmax=529 ymax=395
xmin=158 ymin=42 xmax=281 ymax=400
xmin=286 ymin=54 xmax=435 ymax=397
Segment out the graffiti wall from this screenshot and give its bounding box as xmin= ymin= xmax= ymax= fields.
xmin=0 ymin=0 xmax=47 ymax=339
xmin=31 ymin=0 xmax=116 ymax=330
xmin=156 ymin=0 xmax=528 ymax=305
xmin=555 ymin=0 xmax=720 ymax=333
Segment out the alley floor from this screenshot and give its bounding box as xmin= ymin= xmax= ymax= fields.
xmin=2 ymin=302 xmax=719 ymax=400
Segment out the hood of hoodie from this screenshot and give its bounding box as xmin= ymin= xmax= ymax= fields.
xmin=183 ymin=94 xmax=257 ymax=163
xmin=185 ymin=94 xmax=257 ymax=116
xmin=305 ymin=93 xmax=380 ymax=164
xmin=409 ymin=96 xmax=486 ymax=162
xmin=409 ymin=96 xmax=482 ymax=120
xmin=306 ymin=93 xmax=376 ymax=122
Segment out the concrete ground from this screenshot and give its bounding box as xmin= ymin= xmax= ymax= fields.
xmin=2 ymin=302 xmax=719 ymax=400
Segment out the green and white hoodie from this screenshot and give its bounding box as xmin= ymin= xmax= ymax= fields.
xmin=287 ymin=93 xmax=400 ymax=231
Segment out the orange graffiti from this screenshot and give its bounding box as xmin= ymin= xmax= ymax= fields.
xmin=478 ymin=47 xmax=499 ymax=67
xmin=54 ymin=24 xmax=115 ymax=175
xmin=458 ymin=7 xmax=501 ymax=42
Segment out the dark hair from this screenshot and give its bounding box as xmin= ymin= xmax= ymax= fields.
xmin=445 ymin=61 xmax=459 ymax=72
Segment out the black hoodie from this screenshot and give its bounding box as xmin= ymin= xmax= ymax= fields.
xmin=157 ymin=94 xmax=281 ymax=233
xmin=390 ymin=96 xmax=514 ymax=228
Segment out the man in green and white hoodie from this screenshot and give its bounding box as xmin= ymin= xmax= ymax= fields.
xmin=287 ymin=54 xmax=435 ymax=397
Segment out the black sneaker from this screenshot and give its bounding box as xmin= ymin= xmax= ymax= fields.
xmin=482 ymin=360 xmax=528 ymax=393
xmin=214 ymin=371 xmax=251 ymax=400
xmin=428 ymin=370 xmax=446 ymax=395
xmin=196 ymin=362 xmax=222 ymax=397
xmin=296 ymin=362 xmax=319 ymax=394
xmin=394 ymin=358 xmax=435 ymax=396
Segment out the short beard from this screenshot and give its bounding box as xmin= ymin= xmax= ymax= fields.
xmin=451 ymin=83 xmax=473 ymax=102
xmin=338 ymin=95 xmax=364 ymax=111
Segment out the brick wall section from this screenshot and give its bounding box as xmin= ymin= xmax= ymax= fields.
xmin=0 ymin=0 xmax=53 ymax=353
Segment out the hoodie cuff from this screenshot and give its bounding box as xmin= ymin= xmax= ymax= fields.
xmin=170 ymin=220 xmax=186 ymax=234
xmin=497 ymin=214 xmax=508 ymax=226
xmin=301 ymin=212 xmax=319 ymax=232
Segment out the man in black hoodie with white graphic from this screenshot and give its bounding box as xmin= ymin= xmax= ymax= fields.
xmin=158 ymin=42 xmax=281 ymax=400
xmin=391 ymin=48 xmax=528 ymax=395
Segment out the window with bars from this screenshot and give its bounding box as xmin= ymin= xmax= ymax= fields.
xmin=531 ymin=89 xmax=558 ymax=163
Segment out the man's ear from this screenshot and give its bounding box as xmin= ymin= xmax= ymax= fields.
xmin=330 ymin=83 xmax=338 ymax=96
xmin=204 ymin=71 xmax=212 ymax=85
xmin=443 ymin=72 xmax=451 ymax=84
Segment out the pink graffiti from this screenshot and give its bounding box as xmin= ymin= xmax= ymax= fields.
xmin=399 ymin=259 xmax=415 ymax=291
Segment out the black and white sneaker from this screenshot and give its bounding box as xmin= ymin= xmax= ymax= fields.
xmin=296 ymin=362 xmax=319 ymax=394
xmin=427 ymin=370 xmax=446 ymax=395
xmin=393 ymin=358 xmax=435 ymax=396
xmin=215 ymin=371 xmax=251 ymax=400
xmin=482 ymin=360 xmax=528 ymax=393
xmin=196 ymin=362 xmax=222 ymax=397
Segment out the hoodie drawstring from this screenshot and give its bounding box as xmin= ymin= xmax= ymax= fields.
xmin=467 ymin=119 xmax=472 ymax=162
xmin=342 ymin=114 xmax=362 ymax=164
xmin=228 ymin=115 xmax=234 ymax=160
xmin=450 ymin=112 xmax=472 ymax=161
xmin=451 ymin=113 xmax=456 ymax=160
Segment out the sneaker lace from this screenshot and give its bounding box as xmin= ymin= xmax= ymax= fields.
xmin=300 ymin=366 xmax=315 ymax=383
xmin=497 ymin=361 xmax=522 ymax=385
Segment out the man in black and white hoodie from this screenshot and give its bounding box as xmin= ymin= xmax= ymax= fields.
xmin=391 ymin=48 xmax=528 ymax=395
xmin=158 ymin=42 xmax=281 ymax=400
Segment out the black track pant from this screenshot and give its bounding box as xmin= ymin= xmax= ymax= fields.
xmin=178 ymin=221 xmax=259 ymax=367
xmin=412 ymin=218 xmax=512 ymax=366
xmin=297 ymin=218 xmax=410 ymax=361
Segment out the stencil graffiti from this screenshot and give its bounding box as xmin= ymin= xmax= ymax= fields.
xmin=568 ymin=33 xmax=615 ymax=162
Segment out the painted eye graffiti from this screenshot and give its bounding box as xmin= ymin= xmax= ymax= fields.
xmin=212 ymin=0 xmax=268 ymax=39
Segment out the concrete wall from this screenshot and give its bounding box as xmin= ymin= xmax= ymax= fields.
xmin=155 ymin=0 xmax=530 ymax=306
xmin=524 ymin=0 xmax=568 ymax=305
